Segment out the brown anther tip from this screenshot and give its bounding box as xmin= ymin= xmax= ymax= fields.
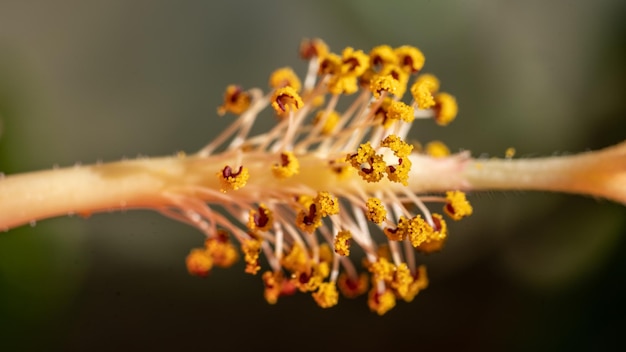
xmin=222 ymin=165 xmax=243 ymax=178
xmin=254 ymin=208 xmax=269 ymax=228
xmin=432 ymin=216 xmax=442 ymax=231
xmin=298 ymin=272 xmax=311 ymax=284
xmin=275 ymin=96 xmax=287 ymax=112
xmin=303 ymin=203 xmax=318 ymax=225
xmin=229 ymin=86 xmax=243 ymax=103
xmin=300 ymin=40 xmax=319 ymax=59
xmin=343 ymin=57 xmax=360 ymax=71
xmin=403 ymin=56 xmax=418 ymax=73
xmin=445 ymin=203 xmax=455 ymax=216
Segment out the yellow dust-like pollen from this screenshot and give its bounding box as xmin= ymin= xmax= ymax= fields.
xmin=184 ymin=38 xmax=469 ymax=314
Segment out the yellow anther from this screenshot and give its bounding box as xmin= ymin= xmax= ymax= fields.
xmin=391 ymin=263 xmax=414 ymax=299
xmin=346 ymin=142 xmax=386 ymax=183
xmin=337 ymin=272 xmax=369 ymax=298
xmin=217 ymin=165 xmax=249 ymax=192
xmin=313 ymin=110 xmax=340 ymax=135
xmin=368 ymin=287 xmax=396 ymax=316
xmin=269 ymin=67 xmax=302 ymax=92
xmin=379 ymin=64 xmax=409 ymax=98
xmin=271 ymin=86 xmax=303 ymax=115
xmin=385 ymin=157 xmax=411 ymax=185
xmin=386 ymin=100 xmax=415 ymax=123
xmin=414 ymin=73 xmax=440 ymax=93
xmin=394 ymin=45 xmax=425 ymax=73
xmin=443 ymin=191 xmax=473 ymax=220
xmin=365 ymin=197 xmax=387 ymax=224
xmin=319 ymin=243 xmax=333 ymax=264
xmin=406 ymin=214 xmax=431 ymax=248
xmin=381 ymin=135 xmax=413 ymax=185
xmin=371 ymin=96 xmax=393 ymax=127
xmin=334 ymin=230 xmax=352 ymax=256
xmin=247 ymin=204 xmax=274 ymax=232
xmin=369 ymin=257 xmax=395 ymax=283
xmin=340 ymin=47 xmax=370 ymax=77
xmin=327 ymin=74 xmax=359 ymax=95
xmin=272 ymin=151 xmax=300 ymax=179
xmin=299 ymin=38 xmax=329 ymax=60
xmin=242 ymin=238 xmax=262 ymax=275
xmin=410 ymin=73 xmax=440 ymax=109
xmin=369 ymin=74 xmax=400 ymax=98
xmin=433 ymin=92 xmax=458 ymax=126
xmin=296 ymin=204 xmax=322 ymax=233
xmin=381 ymin=134 xmax=414 ymax=157
xmin=262 ymin=270 xmax=285 ymax=304
xmin=318 ymin=52 xmax=342 ymax=75
xmin=505 ymin=147 xmax=516 ymax=159
xmin=312 ymin=282 xmax=339 ymax=308
xmin=383 ymin=217 xmax=407 ymax=241
xmin=403 ymin=265 xmax=429 ymax=302
xmin=217 ymin=85 xmax=251 ymax=115
xmin=415 ymin=214 xmax=448 ymax=253
xmin=425 ymin=140 xmax=451 ymax=158
xmin=281 ymin=243 xmax=309 ymax=274
xmin=315 ymin=191 xmax=339 ymax=217
xmin=296 ymin=194 xmax=314 ymax=208
xmin=204 ymin=230 xmax=239 ymax=268
xmin=293 ymin=263 xmax=328 ymax=293
xmin=369 ymin=45 xmax=398 ymax=67
xmin=185 ymin=248 xmax=213 ymax=277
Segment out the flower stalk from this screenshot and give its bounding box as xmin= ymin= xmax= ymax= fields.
xmin=1 ymin=38 xmax=624 ymax=314
xmin=2 ymin=142 xmax=624 ymax=231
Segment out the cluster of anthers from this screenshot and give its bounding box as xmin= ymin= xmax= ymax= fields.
xmin=182 ymin=38 xmax=472 ymax=315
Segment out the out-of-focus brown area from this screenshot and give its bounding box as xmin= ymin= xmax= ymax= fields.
xmin=1 ymin=1 xmax=625 ymax=350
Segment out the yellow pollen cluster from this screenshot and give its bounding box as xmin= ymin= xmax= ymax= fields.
xmin=247 ymin=204 xmax=273 ymax=233
xmin=217 ymin=165 xmax=249 ymax=192
xmin=186 ymin=38 xmax=471 ymax=314
xmin=411 ymin=73 xmax=440 ymax=109
xmin=186 ymin=230 xmax=239 ymax=277
xmin=295 ymin=191 xmax=339 ymax=233
xmin=337 ymin=273 xmax=369 ymax=298
xmin=312 ymin=282 xmax=339 ymax=308
xmin=299 ymin=38 xmax=329 ymax=60
xmin=346 ymin=142 xmax=386 ymax=183
xmin=217 ymin=85 xmax=251 ymax=115
xmin=368 ymin=288 xmax=396 ymax=316
xmin=370 ymin=74 xmax=400 ymax=98
xmin=242 ymin=237 xmax=262 ymax=275
xmin=414 ymin=214 xmax=448 ymax=253
xmin=271 ymin=86 xmax=303 ymax=116
xmin=425 ymin=140 xmax=451 ymax=158
xmin=369 ymin=45 xmax=397 ymax=67
xmin=395 ymin=45 xmax=425 ymax=73
xmin=387 ymin=100 xmax=415 ymax=123
xmin=333 ymin=230 xmax=352 ymax=256
xmin=433 ymin=92 xmax=458 ymax=126
xmin=272 ymin=151 xmax=300 ymax=179
xmin=262 ymin=270 xmax=287 ymax=304
xmin=444 ymin=191 xmax=473 ymax=220
xmin=269 ymin=67 xmax=302 ymax=92
xmin=365 ymin=197 xmax=387 ymax=224
xmin=185 ymin=249 xmax=213 ymax=277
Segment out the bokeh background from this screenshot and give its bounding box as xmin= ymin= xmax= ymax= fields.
xmin=1 ymin=0 xmax=625 ymax=350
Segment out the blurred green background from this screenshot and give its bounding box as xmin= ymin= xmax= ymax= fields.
xmin=1 ymin=0 xmax=625 ymax=350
